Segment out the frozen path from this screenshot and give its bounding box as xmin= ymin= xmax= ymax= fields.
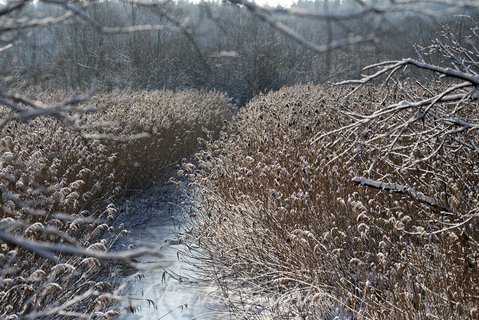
xmin=114 ymin=183 xmax=228 ymax=320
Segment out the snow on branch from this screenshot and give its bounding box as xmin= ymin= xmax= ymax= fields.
xmin=340 ymin=58 xmax=479 ymax=86
xmin=227 ymin=0 xmax=376 ymax=54
xmin=312 ymin=27 xmax=479 ymax=166
xmin=352 ymin=176 xmax=451 ymax=212
xmin=0 ymin=229 xmax=162 ymax=264
xmin=0 ymin=91 xmax=93 ymax=128
xmin=266 ymin=0 xmax=479 ymax=21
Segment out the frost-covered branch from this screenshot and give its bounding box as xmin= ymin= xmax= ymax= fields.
xmin=352 ymin=176 xmax=451 ymax=211
xmin=0 ymin=91 xmax=94 ymax=128
xmin=226 ymin=0 xmax=478 ymax=56
xmin=0 ymin=11 xmax=74 ymax=32
xmin=339 ymin=58 xmax=479 ymax=86
xmin=227 ymin=0 xmax=376 ymax=54
xmin=0 ymin=229 xmax=162 ymax=264
xmin=266 ymin=0 xmax=479 ymax=21
xmin=313 ymin=25 xmax=479 ymax=165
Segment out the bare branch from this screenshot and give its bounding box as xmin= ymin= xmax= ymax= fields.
xmin=0 ymin=11 xmax=74 ymax=32
xmin=0 ymin=0 xmax=28 ymax=16
xmin=0 ymin=92 xmax=92 ymax=128
xmin=352 ymin=176 xmax=451 ymax=211
xmin=227 ymin=0 xmax=377 ymax=54
xmin=338 ymin=58 xmax=479 ymax=86
xmin=259 ymin=0 xmax=479 ymax=21
xmin=0 ymin=229 xmax=162 ymax=264
xmin=23 ymin=289 xmax=100 ymax=319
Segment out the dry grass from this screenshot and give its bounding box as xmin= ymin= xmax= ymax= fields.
xmin=185 ymin=84 xmax=479 ymax=319
xmin=0 ymin=89 xmax=231 ymax=318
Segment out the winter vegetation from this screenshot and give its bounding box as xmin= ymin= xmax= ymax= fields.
xmin=186 ymin=82 xmax=479 ymax=318
xmin=0 ymin=90 xmax=230 ymax=317
xmin=4 ymin=0 xmax=479 ymax=104
xmin=1 ymin=0 xmax=479 ymax=318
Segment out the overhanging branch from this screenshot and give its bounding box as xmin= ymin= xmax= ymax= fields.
xmin=352 ymin=176 xmax=451 ymax=212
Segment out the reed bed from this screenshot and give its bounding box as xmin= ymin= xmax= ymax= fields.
xmin=0 ymin=89 xmax=231 ymax=318
xmin=186 ymin=84 xmax=479 ymax=319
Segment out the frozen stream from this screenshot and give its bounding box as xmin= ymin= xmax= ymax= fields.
xmin=114 ymin=182 xmax=229 ymax=320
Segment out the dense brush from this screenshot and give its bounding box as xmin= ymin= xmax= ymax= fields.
xmin=0 ymin=89 xmax=231 ymax=318
xmin=186 ymin=84 xmax=479 ymax=319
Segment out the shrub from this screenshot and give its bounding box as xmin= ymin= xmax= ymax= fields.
xmin=186 ymin=84 xmax=479 ymax=319
xmin=0 ymin=89 xmax=231 ymax=318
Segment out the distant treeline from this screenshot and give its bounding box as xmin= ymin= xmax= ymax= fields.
xmin=1 ymin=0 xmax=478 ymax=104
